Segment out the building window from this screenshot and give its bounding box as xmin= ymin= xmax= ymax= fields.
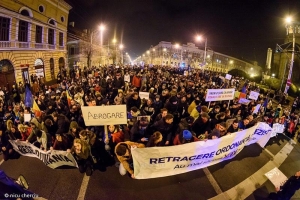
xmin=35 ymin=25 xmax=42 ymax=43
xmin=61 ymin=16 xmax=65 ymax=22
xmin=70 ymin=47 xmax=75 ymax=55
xmin=49 ymin=19 xmax=55 ymax=26
xmin=48 ymin=28 xmax=54 ymax=44
xmin=59 ymin=32 xmax=63 ymax=46
xmin=0 ymin=17 xmax=10 ymax=41
xmin=20 ymin=10 xmax=30 ymax=17
xmin=38 ymin=5 xmax=44 ymax=13
xmin=18 ymin=20 xmax=29 ymax=42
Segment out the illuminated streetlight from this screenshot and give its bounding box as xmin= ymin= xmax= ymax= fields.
xmin=272 ymin=73 xmax=275 ymax=77
xmin=229 ymin=60 xmax=233 ymax=64
xmin=286 ymin=16 xmax=292 ymax=24
xmin=174 ymin=43 xmax=180 ymax=49
xmin=99 ymin=24 xmax=105 ymax=31
xmin=195 ymin=35 xmax=208 ymax=65
xmin=119 ymin=44 xmax=124 ymax=49
xmin=112 ymin=38 xmax=117 ymax=44
xmin=147 ymin=50 xmax=150 ymax=54
xmin=163 ymin=48 xmax=167 ymax=52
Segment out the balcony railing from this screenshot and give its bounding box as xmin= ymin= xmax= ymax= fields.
xmin=0 ymin=41 xmax=10 ymax=48
xmin=18 ymin=42 xmax=29 ymax=48
xmin=35 ymin=43 xmax=44 ymax=48
xmin=48 ymin=44 xmax=55 ymax=49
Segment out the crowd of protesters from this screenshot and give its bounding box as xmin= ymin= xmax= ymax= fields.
xmin=0 ymin=65 xmax=299 ymax=178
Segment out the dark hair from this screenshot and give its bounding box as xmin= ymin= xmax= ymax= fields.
xmin=36 ymin=130 xmax=43 ymax=138
xmin=164 ymin=114 xmax=174 ymax=120
xmin=116 ymin=144 xmax=128 ymax=156
xmin=161 ymin=108 xmax=168 ymax=113
xmin=233 ymin=119 xmax=239 ymax=124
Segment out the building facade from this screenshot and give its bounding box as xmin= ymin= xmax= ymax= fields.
xmin=67 ymin=28 xmax=114 ymax=70
xmin=0 ymin=0 xmax=72 ymax=89
xmin=135 ymin=41 xmax=261 ymax=77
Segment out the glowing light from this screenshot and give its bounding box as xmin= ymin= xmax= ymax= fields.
xmin=99 ymin=24 xmax=105 ymax=31
xmin=251 ymin=74 xmax=254 ymax=77
xmin=286 ymin=16 xmax=292 ymax=24
xmin=119 ymin=44 xmax=124 ymax=49
xmin=174 ymin=44 xmax=180 ymax=49
xmin=196 ymin=35 xmax=202 ymax=41
xmin=112 ymin=38 xmax=117 ymax=43
xmin=272 ymin=73 xmax=275 ymax=77
xmin=229 ymin=60 xmax=233 ymax=64
xmin=163 ymin=48 xmax=167 ymax=52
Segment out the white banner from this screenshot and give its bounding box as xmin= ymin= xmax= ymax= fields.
xmin=239 ymin=98 xmax=251 ymax=105
xmin=249 ymin=91 xmax=259 ymax=100
xmin=81 ymin=105 xmax=127 ymax=126
xmin=265 ymin=167 xmax=288 ymax=188
xmin=205 ymin=88 xmax=235 ymax=102
xmin=9 ymin=140 xmax=78 ymax=169
xmin=139 ymin=92 xmax=149 ymax=100
xmin=271 ymin=123 xmax=285 ymax=137
xmin=132 ymin=122 xmax=272 ymax=179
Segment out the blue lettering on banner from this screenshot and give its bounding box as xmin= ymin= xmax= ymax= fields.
xmin=253 ymin=129 xmax=271 ymax=136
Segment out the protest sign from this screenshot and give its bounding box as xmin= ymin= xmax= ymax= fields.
xmin=271 ymin=123 xmax=285 ymax=137
xmin=249 ymin=91 xmax=259 ymax=100
xmin=24 ymin=114 xmax=31 ymax=122
xmin=205 ymin=88 xmax=235 ymax=102
xmin=81 ymin=105 xmax=127 ymax=126
xmin=9 ymin=140 xmax=78 ymax=169
xmin=238 ymin=98 xmax=250 ymax=105
xmin=132 ymin=122 xmax=272 ymax=179
xmin=253 ymin=104 xmax=261 ymax=114
xmin=225 ymin=74 xmax=232 ymax=80
xmin=265 ymin=167 xmax=288 ymax=188
xmin=139 ymin=92 xmax=149 ymax=100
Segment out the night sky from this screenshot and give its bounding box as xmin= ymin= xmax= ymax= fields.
xmin=66 ymin=0 xmax=300 ymax=67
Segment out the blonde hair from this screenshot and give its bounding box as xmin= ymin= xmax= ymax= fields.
xmin=18 ymin=124 xmax=28 ymax=132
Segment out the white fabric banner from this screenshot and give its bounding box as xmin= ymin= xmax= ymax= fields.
xmin=9 ymin=140 xmax=78 ymax=169
xmin=81 ymin=105 xmax=127 ymax=126
xmin=132 ymin=122 xmax=272 ymax=179
xmin=205 ymin=88 xmax=235 ymax=102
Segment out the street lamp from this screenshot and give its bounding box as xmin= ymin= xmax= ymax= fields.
xmin=284 ymin=16 xmax=299 ymax=94
xmin=119 ymin=44 xmax=124 ymax=64
xmin=195 ymin=35 xmax=208 ymax=66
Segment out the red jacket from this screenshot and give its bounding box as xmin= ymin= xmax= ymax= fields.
xmin=132 ymin=76 xmax=141 ymax=88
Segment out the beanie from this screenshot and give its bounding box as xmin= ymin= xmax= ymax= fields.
xmin=182 ymin=130 xmax=192 ymax=140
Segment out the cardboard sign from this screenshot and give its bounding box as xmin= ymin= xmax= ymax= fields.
xmin=139 ymin=92 xmax=149 ymax=100
xmin=249 ymin=91 xmax=259 ymax=100
xmin=225 ymin=74 xmax=232 ymax=80
xmin=205 ymin=88 xmax=235 ymax=102
xmin=24 ymin=114 xmax=31 ymax=122
xmin=265 ymin=167 xmax=288 ymax=188
xmin=81 ymin=105 xmax=127 ymax=126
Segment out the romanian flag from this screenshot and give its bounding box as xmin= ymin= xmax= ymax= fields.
xmin=32 ymin=99 xmax=41 ymax=117
xmin=66 ymin=90 xmax=72 ymax=107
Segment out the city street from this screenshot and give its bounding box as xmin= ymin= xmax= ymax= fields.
xmin=1 ymin=134 xmax=300 ymax=200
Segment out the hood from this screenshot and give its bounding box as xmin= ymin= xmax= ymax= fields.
xmin=30 ymin=117 xmax=40 ymax=127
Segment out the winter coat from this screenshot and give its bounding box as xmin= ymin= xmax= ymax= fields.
xmin=173 ymin=133 xmax=199 ymax=145
xmin=151 ymin=118 xmax=173 ymax=142
xmin=132 ymin=76 xmax=141 ymax=88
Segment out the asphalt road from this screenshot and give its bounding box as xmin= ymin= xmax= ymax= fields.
xmin=0 ymin=134 xmax=299 ymax=200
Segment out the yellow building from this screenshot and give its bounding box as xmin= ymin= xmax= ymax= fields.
xmin=0 ymin=0 xmax=72 ymax=89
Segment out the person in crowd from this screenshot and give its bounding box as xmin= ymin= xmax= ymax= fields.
xmin=208 ymin=122 xmax=227 ymax=139
xmin=130 ymin=116 xmax=150 ymax=143
xmin=70 ymin=138 xmax=93 ymax=176
xmin=114 ymin=91 xmax=124 ymax=105
xmin=17 ymin=124 xmax=31 ymax=141
xmin=176 ymin=116 xmax=194 ymax=134
xmin=151 ymin=114 xmax=174 ymax=146
xmin=209 ymin=105 xmax=221 ymax=119
xmin=192 ymin=112 xmax=211 ymax=138
xmin=51 ymin=134 xmax=69 ymax=151
xmin=227 ymin=120 xmax=239 ymax=134
xmin=51 ymin=112 xmax=70 ymax=135
xmin=0 ymin=126 xmax=18 ymax=161
xmin=238 ymin=117 xmax=250 ymax=130
xmin=126 ymin=92 xmax=141 ymax=111
xmin=127 ymin=106 xmax=141 ymax=128
xmin=146 ymin=131 xmax=163 ymax=147
xmin=173 ymin=130 xmax=199 ymax=145
xmin=115 ymin=141 xmax=145 ymax=178
xmin=269 ymin=170 xmax=300 ymax=200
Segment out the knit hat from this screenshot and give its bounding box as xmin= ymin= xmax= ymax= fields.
xmin=182 ymin=130 xmax=192 ymax=140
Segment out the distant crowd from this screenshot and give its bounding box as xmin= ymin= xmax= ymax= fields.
xmin=0 ymin=65 xmax=299 ymax=179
